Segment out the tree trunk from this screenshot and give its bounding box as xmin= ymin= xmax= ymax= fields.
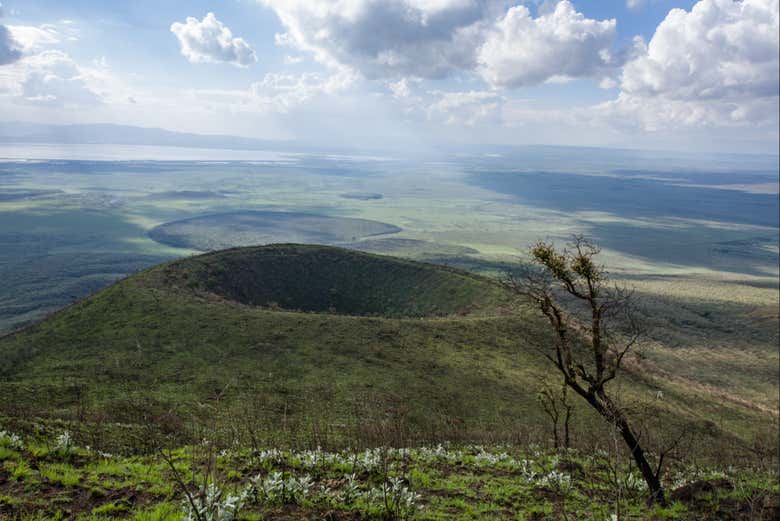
xmin=617 ymin=418 xmax=666 ymax=505
xmin=580 ymin=389 xmax=667 ymax=505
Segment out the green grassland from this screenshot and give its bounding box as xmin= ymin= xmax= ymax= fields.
xmin=0 ymin=152 xmax=778 ymax=519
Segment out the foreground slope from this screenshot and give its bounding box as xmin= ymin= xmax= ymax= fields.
xmin=0 ymin=245 xmax=772 ymax=455
xmin=2 ymin=432 xmax=777 ymax=521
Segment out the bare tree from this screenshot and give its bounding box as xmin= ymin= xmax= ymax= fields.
xmin=537 ymin=376 xmax=573 ymax=450
xmin=505 ymin=236 xmax=666 ymax=504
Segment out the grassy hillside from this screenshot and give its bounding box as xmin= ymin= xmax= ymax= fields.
xmin=0 ymin=244 xmax=778 ymax=519
xmin=0 ymin=245 xmax=774 ymax=457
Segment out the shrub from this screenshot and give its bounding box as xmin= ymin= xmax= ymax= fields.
xmin=249 ymin=471 xmax=313 ymax=506
xmin=181 ymin=483 xmax=245 ymax=521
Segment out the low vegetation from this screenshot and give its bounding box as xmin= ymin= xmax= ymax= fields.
xmin=0 ymin=245 xmax=773 ymax=452
xmin=0 ymin=243 xmax=776 ymax=519
xmin=1 ymin=428 xmax=777 ymax=520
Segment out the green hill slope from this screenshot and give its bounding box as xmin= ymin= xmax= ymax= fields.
xmin=0 ymin=245 xmax=771 ymax=455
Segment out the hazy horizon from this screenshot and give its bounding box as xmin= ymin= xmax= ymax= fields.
xmin=1 ymin=122 xmax=780 ymax=164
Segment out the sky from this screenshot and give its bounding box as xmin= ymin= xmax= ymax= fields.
xmin=0 ymin=0 xmax=778 ymax=154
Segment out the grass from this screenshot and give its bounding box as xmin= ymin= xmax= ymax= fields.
xmin=0 ymin=245 xmax=550 ymax=448
xmin=0 ymin=430 xmax=776 ymax=520
xmin=0 ymin=245 xmax=775 ymax=461
xmin=39 ymin=463 xmax=82 ymax=487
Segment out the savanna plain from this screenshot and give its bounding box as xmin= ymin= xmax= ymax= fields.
xmin=0 ymin=145 xmax=778 ymax=520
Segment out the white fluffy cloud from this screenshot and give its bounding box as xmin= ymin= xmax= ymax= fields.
xmin=597 ymin=91 xmax=778 ymax=131
xmin=616 ymin=0 xmax=779 ymax=127
xmin=260 ymin=0 xmax=493 ymax=79
xmin=0 ymin=17 xmax=116 ymax=112
xmin=171 ymin=12 xmax=257 ymax=67
xmin=260 ymin=0 xmax=621 ymax=87
xmin=623 ymin=0 xmax=778 ymax=100
xmin=477 ymin=1 xmax=618 ymax=87
xmin=15 ymin=50 xmax=101 ymax=107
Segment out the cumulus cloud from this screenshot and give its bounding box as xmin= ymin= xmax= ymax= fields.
xmin=260 ymin=0 xmax=494 ymax=79
xmin=15 ymin=50 xmax=101 ymax=107
xmin=260 ymin=0 xmax=621 ymax=87
xmin=171 ymin=12 xmax=257 ymax=67
xmin=597 ymin=91 xmax=778 ymax=131
xmin=477 ymin=1 xmax=618 ymax=87
xmin=623 ymin=0 xmax=778 ymax=100
xmin=0 ymin=16 xmax=111 ymax=111
xmin=615 ymin=0 xmax=779 ymax=128
xmin=0 ymin=23 xmax=22 ymax=65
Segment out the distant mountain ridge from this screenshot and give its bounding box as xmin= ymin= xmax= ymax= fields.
xmin=0 ymin=122 xmax=306 ymax=151
xmin=2 ymin=121 xmax=776 ymax=161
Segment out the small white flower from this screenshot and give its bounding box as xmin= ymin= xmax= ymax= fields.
xmin=0 ymin=430 xmax=23 ymax=449
xmin=55 ymin=431 xmax=73 ymax=452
